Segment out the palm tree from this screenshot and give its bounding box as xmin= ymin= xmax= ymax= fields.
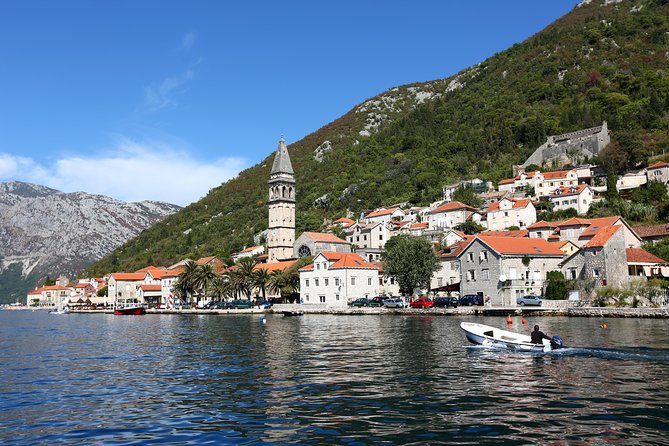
xmin=236 ymin=256 xmax=258 ymax=300
xmin=175 ymin=260 xmax=199 ymax=308
xmin=253 ymin=267 xmax=271 ymax=301
xmin=209 ymin=275 xmax=232 ymax=301
xmin=194 ymin=263 xmax=219 ymax=302
xmin=268 ymin=270 xmax=287 ymax=302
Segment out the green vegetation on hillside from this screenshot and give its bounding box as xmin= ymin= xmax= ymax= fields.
xmin=87 ymin=1 xmax=669 ymax=275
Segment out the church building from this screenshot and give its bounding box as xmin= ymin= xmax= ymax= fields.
xmin=267 ymin=136 xmax=296 ymax=262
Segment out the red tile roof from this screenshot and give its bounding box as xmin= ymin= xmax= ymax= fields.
xmin=366 ymin=207 xmax=401 ymax=218
xmin=333 ymin=217 xmax=355 ymax=227
xmin=254 ymin=260 xmax=296 ymax=272
xmin=583 ymin=225 xmax=621 ymax=248
xmin=647 ymin=161 xmax=669 ymax=169
xmin=488 ymin=198 xmax=531 ymax=211
xmin=633 ymin=224 xmax=669 ymax=239
xmin=478 ymin=235 xmax=564 ymax=256
xmin=197 ymin=256 xmax=221 ymax=265
xmin=428 ymin=201 xmax=476 ymax=214
xmin=300 ymin=252 xmax=378 ymax=271
xmin=410 ymin=222 xmax=429 ymax=229
xmin=498 ymin=177 xmax=517 ymax=185
xmin=110 ymin=273 xmax=145 ymax=281
xmin=440 ymin=236 xmax=475 ymax=259
xmin=148 ymin=269 xmax=183 ymax=279
xmin=140 ymin=284 xmax=162 ymax=292
xmin=135 ymin=265 xmax=164 ymax=273
xmin=240 ymin=245 xmax=262 ymax=253
xmin=527 ymin=220 xmax=557 ymax=230
xmin=626 ymin=248 xmax=668 ymax=264
xmin=541 ymin=170 xmax=573 ymax=180
xmin=302 ymin=232 xmax=350 ymax=244
xmin=481 ymin=229 xmax=529 ymax=238
xmin=548 ymin=183 xmax=588 ymax=197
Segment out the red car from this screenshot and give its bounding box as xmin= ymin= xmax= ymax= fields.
xmin=410 ymin=297 xmax=434 ymax=309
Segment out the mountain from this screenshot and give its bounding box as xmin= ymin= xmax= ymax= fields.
xmin=87 ymin=0 xmax=669 ymax=275
xmin=0 ymin=181 xmax=181 ymax=303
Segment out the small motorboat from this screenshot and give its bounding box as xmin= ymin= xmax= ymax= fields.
xmin=461 ymin=322 xmax=563 ymax=353
xmin=113 ymin=304 xmax=146 ymax=315
xmin=49 ymin=307 xmax=70 ymax=315
xmin=282 ymin=310 xmax=304 ymax=317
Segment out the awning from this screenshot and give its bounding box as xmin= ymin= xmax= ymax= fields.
xmin=432 ymin=283 xmax=460 ymax=292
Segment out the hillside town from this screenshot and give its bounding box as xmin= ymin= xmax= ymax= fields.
xmin=27 ymin=126 xmax=669 ymax=309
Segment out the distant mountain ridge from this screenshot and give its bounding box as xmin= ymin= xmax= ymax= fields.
xmin=0 ymin=181 xmax=180 ymax=303
xmin=80 ymin=0 xmax=668 ymax=275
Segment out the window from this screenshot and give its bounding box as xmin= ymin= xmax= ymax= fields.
xmin=467 ymin=270 xmax=476 ymax=281
xmin=379 ymin=234 xmax=383 ymax=240
xmin=571 ymin=199 xmax=577 ymax=204
xmin=568 ymin=268 xmax=577 ymax=280
xmin=467 ymin=252 xmax=474 ymax=262
xmin=480 ymin=251 xmax=488 ymax=261
xmin=504 ymin=211 xmax=509 ymax=217
xmin=305 ymin=295 xmax=309 ymax=302
xmin=363 ymin=235 xmax=367 ymax=241
xmin=316 ymin=263 xmax=320 ymax=270
xmin=324 ymin=278 xmax=329 ymax=286
xmin=356 ymin=236 xmax=360 ymax=242
xmin=335 ymin=278 xmax=340 ymax=286
xmin=315 ymin=278 xmax=319 ymax=287
xmin=351 ymin=277 xmax=356 ymax=285
xmin=368 ymin=277 xmax=372 ymax=286
xmin=592 ymin=268 xmax=600 ymax=278
xmin=335 ymin=294 xmax=340 ymax=301
xmin=305 ymin=279 xmax=309 ymax=287
xmin=482 ymin=269 xmax=489 ymax=280
xmin=319 ymin=296 xmax=326 ymax=303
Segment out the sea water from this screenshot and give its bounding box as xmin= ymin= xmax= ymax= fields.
xmin=1 ymin=311 xmax=667 ymax=444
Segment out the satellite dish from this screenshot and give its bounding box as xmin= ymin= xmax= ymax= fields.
xmin=499 ymin=275 xmax=507 ymax=282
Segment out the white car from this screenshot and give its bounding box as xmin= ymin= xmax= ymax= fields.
xmin=383 ymin=297 xmax=407 ymax=308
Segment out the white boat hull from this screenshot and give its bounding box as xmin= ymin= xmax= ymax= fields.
xmin=461 ymin=322 xmax=553 ymax=353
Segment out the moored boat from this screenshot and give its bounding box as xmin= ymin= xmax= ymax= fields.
xmin=461 ymin=322 xmax=563 ymax=353
xmin=113 ymin=305 xmax=146 ymax=315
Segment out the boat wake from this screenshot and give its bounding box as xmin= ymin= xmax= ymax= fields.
xmin=466 ymin=345 xmax=669 ymax=362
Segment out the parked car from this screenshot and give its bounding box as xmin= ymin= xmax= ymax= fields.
xmin=211 ymin=301 xmax=233 ymax=309
xmin=370 ymin=296 xmax=386 ymax=307
xmin=383 ymin=297 xmax=406 ymax=308
xmin=410 ymin=297 xmax=434 ymax=309
xmin=349 ymin=298 xmax=381 ymax=307
xmin=230 ymin=299 xmax=254 ymax=309
xmin=459 ymin=294 xmax=483 ymax=306
xmin=517 ymin=295 xmax=543 ymax=306
xmin=433 ymin=296 xmax=459 ymax=308
xmin=258 ymin=300 xmax=273 ymax=309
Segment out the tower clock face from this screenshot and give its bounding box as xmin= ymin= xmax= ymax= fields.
xmin=271 ymin=229 xmax=276 ymax=236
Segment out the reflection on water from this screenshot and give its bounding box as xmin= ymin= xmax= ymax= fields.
xmin=0 ymin=312 xmax=667 ymax=444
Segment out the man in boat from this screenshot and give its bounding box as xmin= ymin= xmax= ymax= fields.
xmin=530 ymin=325 xmax=551 ymax=344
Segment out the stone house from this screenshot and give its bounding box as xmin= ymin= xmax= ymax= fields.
xmin=231 ymin=245 xmax=265 ymax=263
xmin=107 ymin=273 xmax=145 ymax=304
xmin=626 ymin=248 xmax=669 ymax=280
xmin=547 ymin=183 xmax=593 ymax=214
xmin=142 ymin=268 xmax=184 ymax=307
xmin=528 ymin=216 xmax=641 ymax=249
xmin=560 ymin=225 xmax=629 ymax=287
xmin=374 ymin=261 xmax=401 ymax=296
xmin=425 ymin=201 xmax=482 ymax=229
xmin=646 ymin=161 xmax=669 ymax=186
xmin=486 ymin=198 xmax=536 ymax=230
xmin=459 ymin=235 xmax=565 ymax=306
xmin=299 ymin=252 xmax=378 ymax=307
xmin=346 ymin=222 xmax=391 ymax=262
xmin=432 ymin=236 xmax=474 ymax=295
xmin=26 ymin=285 xmax=70 ymax=307
xmin=633 ymin=223 xmax=669 ymax=244
xmin=294 ymin=231 xmax=351 ymax=258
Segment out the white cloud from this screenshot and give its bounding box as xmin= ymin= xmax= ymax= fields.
xmin=179 ymin=32 xmax=197 ymax=50
xmin=144 ymin=69 xmax=195 ymax=111
xmin=0 ymin=140 xmax=248 ymax=206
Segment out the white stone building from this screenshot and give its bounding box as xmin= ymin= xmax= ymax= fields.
xmin=486 ymin=198 xmax=536 ymax=230
xmin=534 ymin=170 xmax=579 ymax=198
xmin=547 ymin=183 xmax=593 ymax=214
xmin=299 ymin=252 xmax=378 ymax=307
xmin=425 ymin=201 xmax=481 ymax=229
xmin=363 ymin=207 xmax=405 ymax=224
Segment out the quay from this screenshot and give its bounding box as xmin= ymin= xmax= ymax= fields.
xmin=51 ymin=305 xmax=669 ymax=318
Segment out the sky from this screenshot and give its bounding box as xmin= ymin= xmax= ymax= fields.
xmin=0 ymin=1 xmax=579 ymax=206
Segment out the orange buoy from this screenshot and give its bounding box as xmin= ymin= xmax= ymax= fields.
xmin=600 ymin=323 xmax=608 ymax=329
xmin=521 ymin=319 xmax=527 ymax=325
xmin=506 ymin=314 xmax=513 ymax=325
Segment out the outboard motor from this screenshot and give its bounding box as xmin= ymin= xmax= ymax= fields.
xmin=551 ymin=335 xmax=564 ymax=350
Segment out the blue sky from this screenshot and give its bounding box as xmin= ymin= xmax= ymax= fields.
xmin=0 ymin=1 xmax=579 ymax=206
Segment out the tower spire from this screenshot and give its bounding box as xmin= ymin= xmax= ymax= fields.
xmin=270 ymin=135 xmax=293 ymax=175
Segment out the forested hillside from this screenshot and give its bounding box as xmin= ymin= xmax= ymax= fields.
xmin=87 ymin=0 xmax=669 ymax=275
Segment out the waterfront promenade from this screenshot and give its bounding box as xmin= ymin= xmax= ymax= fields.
xmin=10 ymin=304 xmax=664 ymax=318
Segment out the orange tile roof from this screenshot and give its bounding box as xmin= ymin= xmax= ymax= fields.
xmin=488 ymin=198 xmax=531 ymax=211
xmin=302 ymin=231 xmax=350 ymax=244
xmin=527 ymin=220 xmax=557 ymax=229
xmin=140 ymin=284 xmax=162 ymax=292
xmin=428 ymin=201 xmax=477 ymax=214
xmin=70 ymin=283 xmax=91 ymax=288
xmin=478 ymin=235 xmax=564 ymax=256
xmin=440 ymin=236 xmax=475 ymax=259
xmin=254 ymin=260 xmax=296 ymax=272
xmin=648 ymin=161 xmax=669 ymax=169
xmin=626 ymin=248 xmax=668 ymax=264
xmin=525 ymin=171 xmax=540 ymax=178
xmin=541 ymin=170 xmax=573 ymax=180
xmin=333 ymin=217 xmax=355 ymax=227
xmin=197 ymin=256 xmax=221 ymax=265
xmin=110 ymin=273 xmax=145 ymax=281
xmin=498 ymin=177 xmax=517 ymax=185
xmin=366 ymin=207 xmax=401 ymax=218
xmin=548 ymin=183 xmax=588 ymax=197
xmin=391 ymin=220 xmax=410 ymax=227
xmin=135 ymin=265 xmax=164 ymax=273
xmin=300 ymin=252 xmax=378 ymax=271
xmin=578 ymin=217 xmax=621 ymax=238
xmin=149 ymin=269 xmax=183 ymax=279
xmin=583 ymin=225 xmax=621 ymax=248
xmin=482 ymin=229 xmax=529 ymax=238
xmin=410 ymin=222 xmax=429 ymax=229
xmin=240 ymin=245 xmax=262 ymax=253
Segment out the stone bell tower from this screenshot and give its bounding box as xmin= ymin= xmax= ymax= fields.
xmin=267 ymin=136 xmax=295 ymax=262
